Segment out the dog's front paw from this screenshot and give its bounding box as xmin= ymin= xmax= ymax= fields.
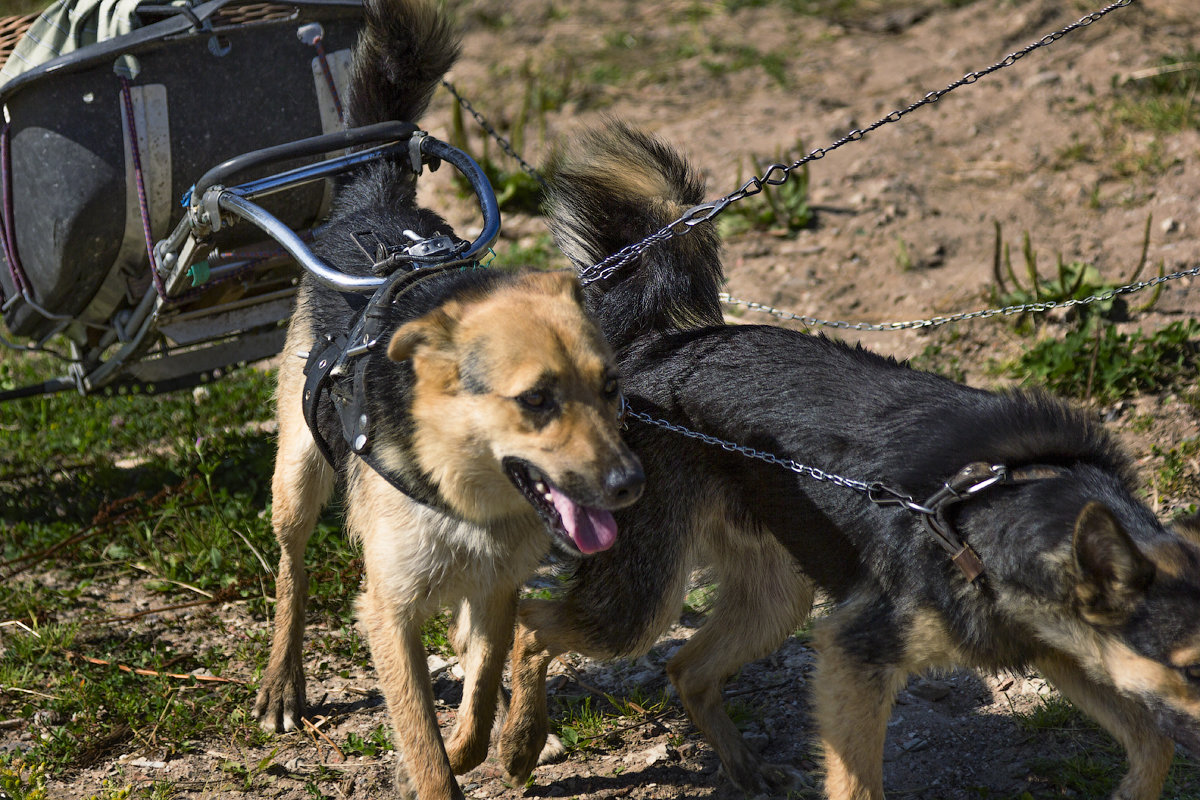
xmin=722 ymin=759 xmax=810 ymax=797
xmin=253 ymin=667 xmax=306 ymax=732
xmin=498 ymin=715 xmax=548 ymax=784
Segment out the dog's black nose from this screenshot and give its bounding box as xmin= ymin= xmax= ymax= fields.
xmin=606 ymin=462 xmax=645 ymax=505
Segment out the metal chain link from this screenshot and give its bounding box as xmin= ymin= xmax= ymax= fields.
xmin=721 ymin=263 xmax=1200 ymax=331
xmin=625 ymin=408 xmax=928 ymax=512
xmin=577 ymin=0 xmax=1137 ymax=286
xmin=441 ymin=79 xmax=550 ymax=190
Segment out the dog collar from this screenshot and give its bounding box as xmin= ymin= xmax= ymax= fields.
xmin=914 ymin=462 xmax=1071 ymax=582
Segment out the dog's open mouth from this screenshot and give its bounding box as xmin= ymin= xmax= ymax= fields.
xmin=504 ymin=458 xmax=617 ymax=554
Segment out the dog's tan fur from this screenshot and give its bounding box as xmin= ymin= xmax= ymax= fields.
xmin=258 ymin=263 xmax=640 ymax=800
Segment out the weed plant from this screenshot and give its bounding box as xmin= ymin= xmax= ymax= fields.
xmin=1001 ymin=319 xmax=1200 ymax=404
xmin=989 ymin=217 xmax=1162 ymax=331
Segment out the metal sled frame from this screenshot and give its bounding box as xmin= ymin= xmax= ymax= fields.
xmin=0 ymin=122 xmax=500 ymax=402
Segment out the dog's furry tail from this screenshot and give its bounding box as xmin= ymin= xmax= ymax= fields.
xmin=346 ymin=0 xmax=460 ymax=128
xmin=546 ymin=120 xmax=724 ymax=349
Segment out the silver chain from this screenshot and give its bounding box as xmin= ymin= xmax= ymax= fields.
xmin=720 ymin=263 xmax=1200 ymax=331
xmin=441 ymin=79 xmax=550 ymax=190
xmin=625 ymin=408 xmax=928 ymax=512
xmin=577 ymin=0 xmax=1137 ymax=286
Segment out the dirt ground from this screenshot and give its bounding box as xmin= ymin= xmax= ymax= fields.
xmin=15 ymin=0 xmax=1200 ymax=797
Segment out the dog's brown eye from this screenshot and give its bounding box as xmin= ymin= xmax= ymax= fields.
xmin=603 ymin=377 xmax=619 ymax=397
xmin=1183 ymin=665 xmax=1200 ymax=684
xmin=517 ymin=390 xmax=551 ymax=412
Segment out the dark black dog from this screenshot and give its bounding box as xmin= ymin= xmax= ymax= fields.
xmin=499 ymin=121 xmax=1200 ymax=800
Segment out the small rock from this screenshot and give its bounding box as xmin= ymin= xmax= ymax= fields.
xmin=427 ymin=654 xmax=455 ymax=677
xmin=908 ymin=678 xmax=951 ymax=702
xmin=1161 ymin=217 xmax=1182 ymax=234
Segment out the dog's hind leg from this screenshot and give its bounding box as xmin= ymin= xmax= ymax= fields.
xmin=666 ymin=527 xmax=814 ymax=795
xmin=813 ymin=602 xmax=909 ymax=800
xmin=255 ymin=333 xmax=336 ymax=732
xmin=1036 ymin=652 xmax=1175 ymax=800
xmin=443 ymin=584 xmax=518 ymax=774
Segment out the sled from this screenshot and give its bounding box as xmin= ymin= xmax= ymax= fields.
xmin=0 ymin=0 xmax=499 ymax=402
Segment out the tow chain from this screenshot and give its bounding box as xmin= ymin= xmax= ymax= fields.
xmin=576 ymin=0 xmax=1136 ymax=286
xmin=441 ymin=79 xmax=549 ymax=191
xmin=625 ymin=408 xmax=921 ymax=511
xmin=719 ymin=263 xmax=1200 ymax=332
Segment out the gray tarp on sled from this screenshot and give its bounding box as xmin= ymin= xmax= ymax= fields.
xmin=0 ymin=0 xmax=361 ymax=350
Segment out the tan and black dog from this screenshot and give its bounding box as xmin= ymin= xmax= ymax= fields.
xmin=252 ymin=5 xmax=643 ymax=799
xmin=499 ymin=121 xmax=1200 ymax=800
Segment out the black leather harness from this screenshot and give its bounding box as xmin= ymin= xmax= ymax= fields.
xmin=301 ymin=261 xmax=469 ymax=508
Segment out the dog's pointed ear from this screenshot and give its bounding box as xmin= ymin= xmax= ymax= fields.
xmin=387 ymin=306 xmax=459 ymax=363
xmin=1073 ymin=501 xmax=1154 ymax=625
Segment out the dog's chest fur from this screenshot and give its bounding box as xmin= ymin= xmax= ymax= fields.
xmin=346 ymin=462 xmax=550 ymax=614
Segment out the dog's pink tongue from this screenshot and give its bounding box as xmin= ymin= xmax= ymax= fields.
xmin=548 ymin=485 xmax=617 ymax=554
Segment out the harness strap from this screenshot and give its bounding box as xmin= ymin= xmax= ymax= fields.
xmin=300 ymin=261 xmax=474 ymax=508
xmin=917 ymin=462 xmax=1070 ymax=582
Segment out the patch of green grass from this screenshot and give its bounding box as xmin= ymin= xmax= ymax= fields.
xmin=420 ymin=610 xmax=454 ymax=658
xmin=551 ymin=685 xmax=675 ymax=753
xmin=1150 ymin=438 xmax=1200 ymax=502
xmin=1015 ymin=693 xmax=1081 ymax=733
xmin=0 ymin=621 xmax=263 ymax=777
xmin=552 ymin=695 xmax=608 ymax=751
xmin=344 ymin=724 xmax=393 ymax=758
xmin=1000 ymin=319 xmax=1200 ymax=405
xmin=0 ymin=357 xmax=369 ymax=778
xmin=1025 ymin=753 xmax=1117 ymax=797
xmin=1114 ymin=50 xmax=1200 ymax=133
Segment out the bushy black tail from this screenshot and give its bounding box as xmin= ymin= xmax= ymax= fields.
xmin=545 ymin=120 xmax=724 ymax=351
xmin=346 ymin=0 xmax=460 ymax=127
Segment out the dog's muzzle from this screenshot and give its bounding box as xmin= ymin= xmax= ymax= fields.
xmin=503 ymin=458 xmax=621 ymax=554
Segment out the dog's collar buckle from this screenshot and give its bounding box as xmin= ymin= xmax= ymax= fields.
xmin=918 ymin=462 xmax=1008 ymax=583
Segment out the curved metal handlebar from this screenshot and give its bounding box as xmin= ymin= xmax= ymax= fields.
xmin=157 ymin=126 xmax=502 ymax=294
xmin=191 ymin=120 xmax=419 ymax=201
